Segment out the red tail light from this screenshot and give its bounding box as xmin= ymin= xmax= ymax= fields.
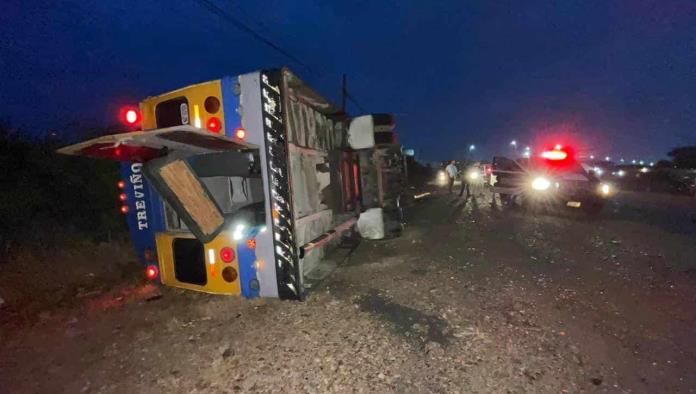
xmin=220 ymin=247 xmax=235 ymax=263
xmin=234 ymin=128 xmax=246 ymax=140
xmin=119 ymin=193 xmax=127 ymax=201
xmin=541 ymin=149 xmax=568 ymax=160
xmin=120 ymin=205 xmax=129 ymax=214
xmin=145 ymin=265 xmax=159 ymax=280
xmin=207 ymin=117 xmax=222 ymax=133
xmin=117 ymin=180 xmax=126 ymax=189
xmin=120 ymin=107 xmax=141 ymax=126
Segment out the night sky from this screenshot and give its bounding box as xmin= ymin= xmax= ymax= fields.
xmin=2 ymin=0 xmax=695 ymax=161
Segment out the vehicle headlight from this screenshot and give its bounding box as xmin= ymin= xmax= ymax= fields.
xmin=437 ymin=171 xmax=446 ymax=181
xmin=617 ymin=170 xmax=625 ymax=177
xmin=600 ymin=183 xmax=611 ymax=196
xmin=467 ymin=170 xmax=479 ymax=181
xmin=531 ymin=177 xmax=551 ymax=191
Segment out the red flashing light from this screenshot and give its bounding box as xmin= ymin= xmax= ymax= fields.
xmin=207 ymin=117 xmax=222 ymax=133
xmin=246 ymin=239 xmax=256 ymax=249
xmin=234 ymin=128 xmax=246 ymax=140
xmin=119 ymin=193 xmax=127 ymax=201
xmin=145 ymin=265 xmax=159 ymax=280
xmin=117 ymin=180 xmax=126 ymax=189
xmin=120 ymin=107 xmax=141 ymax=126
xmin=120 ymin=205 xmax=129 ymax=214
xmin=220 ymin=247 xmax=235 ymax=263
xmin=541 ymin=149 xmax=568 ymax=161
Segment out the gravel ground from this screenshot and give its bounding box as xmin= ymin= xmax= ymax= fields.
xmin=1 ymin=189 xmax=695 ymax=393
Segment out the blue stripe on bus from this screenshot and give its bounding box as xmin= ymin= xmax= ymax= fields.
xmin=220 ymin=76 xmax=242 ymax=138
xmin=237 ymin=227 xmax=260 ymax=298
xmin=120 ymin=162 xmax=166 ymax=270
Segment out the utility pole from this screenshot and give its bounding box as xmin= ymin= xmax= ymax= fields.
xmin=341 ymin=74 xmax=347 ymax=113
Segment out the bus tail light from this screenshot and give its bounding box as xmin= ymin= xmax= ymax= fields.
xmin=207 ymin=117 xmax=222 ymax=133
xmin=120 ymin=205 xmax=129 ymax=214
xmin=222 ymin=266 xmax=238 ymax=283
xmin=120 ymin=107 xmax=141 ymax=126
xmin=145 ymin=265 xmax=159 ymax=280
xmin=220 ymin=247 xmax=235 ymax=263
xmin=204 ymin=96 xmax=220 ymax=113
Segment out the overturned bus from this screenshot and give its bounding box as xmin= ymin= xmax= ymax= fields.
xmin=59 ymin=68 xmax=402 ymax=300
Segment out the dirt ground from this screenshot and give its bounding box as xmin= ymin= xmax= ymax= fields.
xmin=1 ymin=188 xmax=696 ymax=393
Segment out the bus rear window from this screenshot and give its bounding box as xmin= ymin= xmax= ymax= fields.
xmin=156 ymin=97 xmax=189 ymax=128
xmin=172 ymin=238 xmax=207 ymax=286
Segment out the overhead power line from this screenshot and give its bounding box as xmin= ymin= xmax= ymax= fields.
xmin=192 ymin=0 xmax=313 ymax=72
xmin=346 ymin=92 xmax=367 ymax=113
xmin=193 ymin=0 xmax=369 ymax=113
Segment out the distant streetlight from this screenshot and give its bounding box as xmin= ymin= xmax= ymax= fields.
xmin=469 ymin=144 xmax=476 ymax=152
xmin=631 ymin=159 xmax=637 ymax=164
xmin=605 ymin=156 xmax=611 ymax=161
xmin=649 ymin=162 xmax=654 ymax=167
xmin=510 ymin=140 xmax=517 ymax=147
xmin=589 ymin=155 xmax=595 ymax=160
xmin=639 ymin=160 xmax=644 ymax=165
xmin=620 ymin=158 xmax=625 ymax=163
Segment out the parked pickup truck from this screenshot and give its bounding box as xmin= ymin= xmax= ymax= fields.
xmin=490 ymin=145 xmax=615 ymax=213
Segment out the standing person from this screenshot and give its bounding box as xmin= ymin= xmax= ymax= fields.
xmin=460 ymin=162 xmax=481 ymax=199
xmin=445 ymin=160 xmax=458 ymax=193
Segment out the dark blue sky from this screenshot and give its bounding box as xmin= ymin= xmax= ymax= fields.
xmin=2 ymin=0 xmax=695 ymax=161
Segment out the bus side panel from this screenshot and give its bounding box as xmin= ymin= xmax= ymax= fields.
xmin=120 ymin=162 xmax=166 ymax=273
